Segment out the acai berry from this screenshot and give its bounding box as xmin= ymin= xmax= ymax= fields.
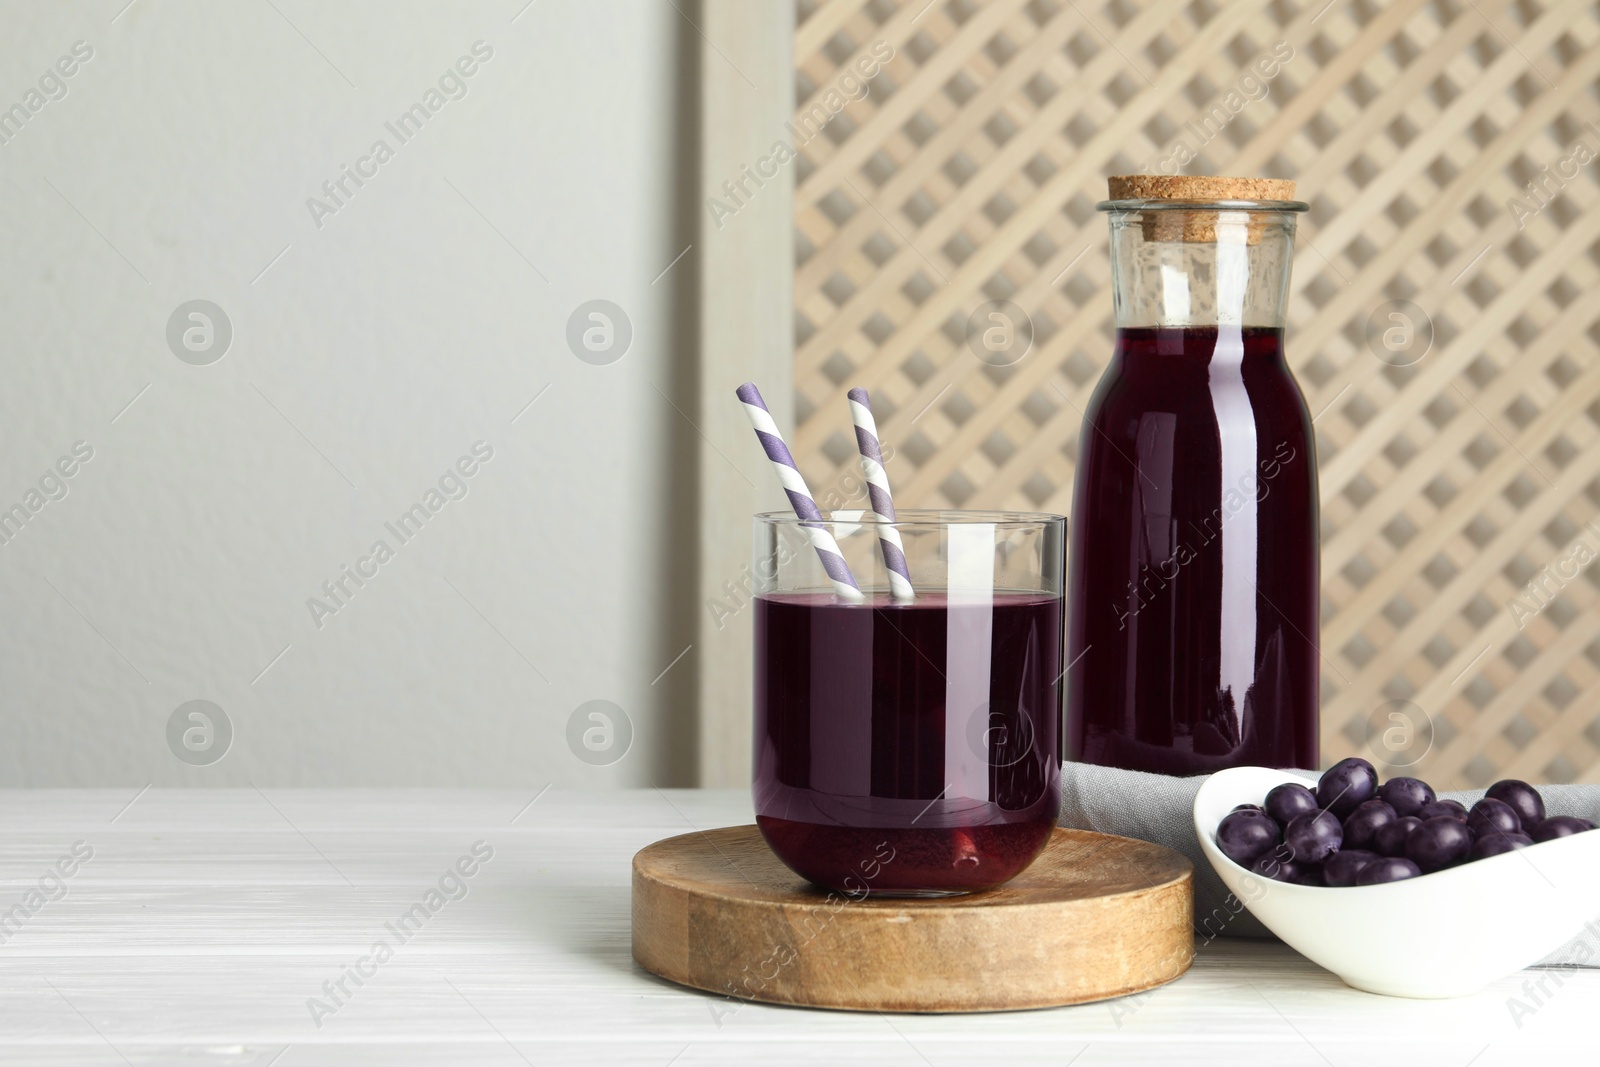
xmin=1316 ymin=758 xmax=1378 ymax=818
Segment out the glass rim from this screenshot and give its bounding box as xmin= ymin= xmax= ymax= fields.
xmin=1096 ymin=197 xmax=1310 ymax=213
xmin=755 ymin=508 xmax=1064 ymax=528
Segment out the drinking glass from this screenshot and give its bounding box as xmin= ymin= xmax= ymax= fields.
xmin=752 ymin=510 xmax=1064 ymax=896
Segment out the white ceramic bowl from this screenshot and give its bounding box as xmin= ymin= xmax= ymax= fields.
xmin=1194 ymin=766 xmax=1600 ymax=998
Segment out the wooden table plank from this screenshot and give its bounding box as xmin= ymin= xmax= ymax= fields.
xmin=0 ymin=789 xmax=1592 ymax=1064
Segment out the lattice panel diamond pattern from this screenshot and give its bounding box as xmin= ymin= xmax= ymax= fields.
xmin=791 ymin=0 xmax=1600 ymax=788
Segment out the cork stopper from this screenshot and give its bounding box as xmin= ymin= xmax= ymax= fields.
xmin=1106 ymin=175 xmax=1299 ymax=244
xmin=1107 ymin=175 xmax=1297 ymax=202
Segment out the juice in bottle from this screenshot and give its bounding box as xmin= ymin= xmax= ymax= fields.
xmin=1066 ymin=176 xmax=1319 ymax=774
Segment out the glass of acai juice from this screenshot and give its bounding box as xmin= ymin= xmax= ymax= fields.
xmin=752 ymin=510 xmax=1064 ymax=897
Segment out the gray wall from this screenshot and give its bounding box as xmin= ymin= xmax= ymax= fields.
xmin=0 ymin=0 xmax=700 ymax=786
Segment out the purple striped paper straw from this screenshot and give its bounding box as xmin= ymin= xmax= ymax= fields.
xmin=736 ymin=383 xmax=863 ymax=601
xmin=846 ymin=387 xmax=913 ymax=601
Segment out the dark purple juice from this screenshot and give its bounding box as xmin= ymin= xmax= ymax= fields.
xmin=754 ymin=591 xmax=1062 ymax=894
xmin=1067 ymin=326 xmax=1319 ymax=774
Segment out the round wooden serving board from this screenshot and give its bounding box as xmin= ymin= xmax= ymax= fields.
xmin=632 ymin=825 xmax=1193 ymax=1012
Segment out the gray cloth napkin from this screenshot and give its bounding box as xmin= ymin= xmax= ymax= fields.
xmin=1058 ymin=762 xmax=1600 ymax=967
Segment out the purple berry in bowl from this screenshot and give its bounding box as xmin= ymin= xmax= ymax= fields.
xmin=1232 ymin=803 xmax=1265 ymax=813
xmin=1532 ymin=816 xmax=1595 ymax=842
xmin=1342 ymin=799 xmax=1397 ymax=851
xmin=1284 ymin=810 xmax=1342 ymax=864
xmin=1373 ymin=815 xmax=1422 ymax=857
xmin=1484 ymin=779 xmax=1544 ymax=829
xmin=1405 ymin=816 xmax=1473 ymax=872
xmin=1265 ymin=782 xmax=1319 ymax=826
xmin=1323 ymin=849 xmax=1379 ymax=887
xmin=1316 ymin=757 xmax=1378 ymax=818
xmin=1251 ymin=850 xmax=1307 ymax=883
xmin=1470 ymin=831 xmax=1533 ymax=860
xmin=1466 ymin=797 xmax=1521 ymax=838
xmin=1217 ymin=809 xmax=1281 ymax=866
xmin=1355 ymin=857 xmax=1422 ymax=884
xmin=1376 ymin=776 xmax=1434 ymax=818
xmin=1416 ymin=799 xmax=1468 ymax=823
xmin=1294 ymin=863 xmax=1327 ymax=887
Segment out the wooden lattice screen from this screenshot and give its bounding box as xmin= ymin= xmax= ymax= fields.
xmin=790 ymin=0 xmax=1600 ymax=788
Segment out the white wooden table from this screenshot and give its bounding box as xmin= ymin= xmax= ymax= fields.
xmin=1 ymin=788 xmax=1593 ymax=1065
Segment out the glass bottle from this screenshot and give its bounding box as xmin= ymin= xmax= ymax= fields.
xmin=1066 ymin=177 xmax=1318 ymax=774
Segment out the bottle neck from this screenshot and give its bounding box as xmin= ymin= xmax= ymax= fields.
xmin=1105 ymin=208 xmax=1297 ymax=331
